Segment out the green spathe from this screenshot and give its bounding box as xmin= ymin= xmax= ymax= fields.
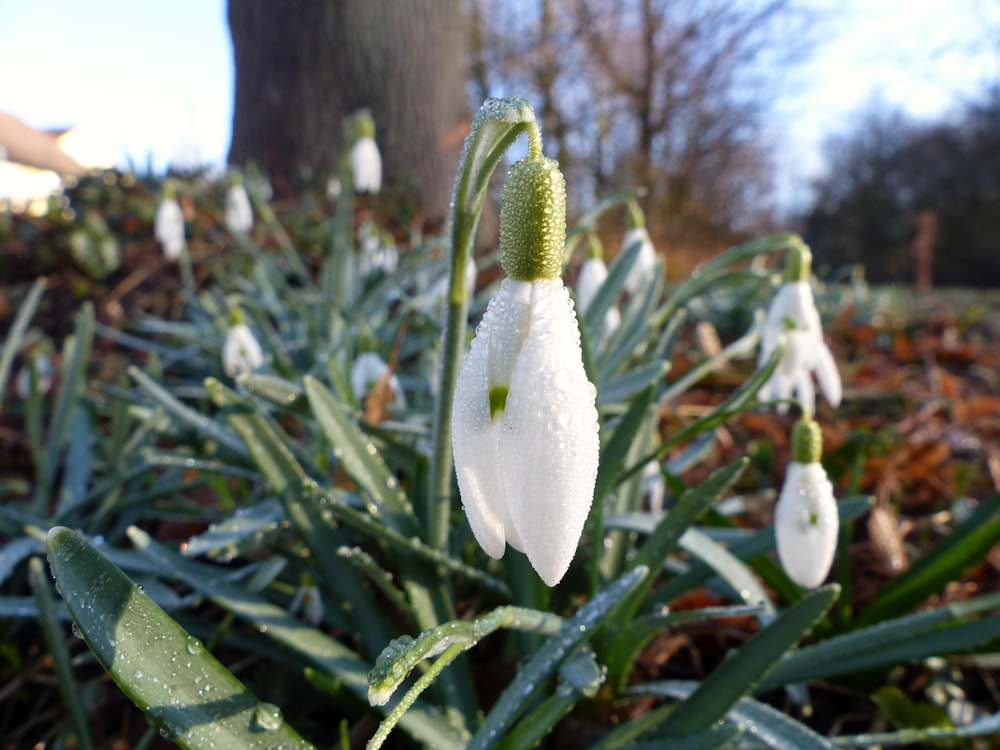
xmin=791 ymin=415 xmax=823 ymax=465
xmin=500 ymin=157 xmax=567 ymax=281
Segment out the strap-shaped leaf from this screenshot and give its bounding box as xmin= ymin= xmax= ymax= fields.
xmin=0 ymin=276 xmax=46 ymax=422
xmin=857 ymin=495 xmax=1000 ymax=627
xmin=46 ymin=527 xmax=314 ymax=749
xmin=644 ymin=584 xmax=839 ymax=737
xmin=125 ymin=526 xmax=465 ymax=749
xmin=303 ymin=375 xmax=418 ymax=535
xmin=29 ymin=556 xmax=95 ymax=750
xmin=634 ymin=680 xmax=835 ymax=749
xmin=206 ymin=377 xmax=390 ymax=657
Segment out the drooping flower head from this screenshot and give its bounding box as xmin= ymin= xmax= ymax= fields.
xmin=622 ymin=198 xmax=659 ymax=294
xmin=758 ymin=243 xmax=842 ymax=415
xmin=575 ymin=234 xmax=621 ymax=336
xmin=154 ymin=181 xmax=185 ymax=260
xmin=349 ymin=109 xmax=382 ymax=194
xmin=774 ymin=416 xmax=839 ymax=588
xmin=224 ymin=173 xmax=253 ymax=234
xmin=452 ymin=155 xmax=599 ymax=586
xmin=222 ymin=308 xmax=264 ymax=377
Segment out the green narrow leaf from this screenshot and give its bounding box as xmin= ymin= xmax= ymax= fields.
xmin=760 ymin=613 xmax=1000 ymax=691
xmin=605 ymin=604 xmax=766 ymax=693
xmin=649 ymin=497 xmax=872 ymax=608
xmin=469 ymin=566 xmax=649 ymax=750
xmin=205 ymin=378 xmax=390 ymax=657
xmin=633 ymin=459 xmax=748 ymax=574
xmin=857 ymin=495 xmax=1000 ymax=627
xmin=46 ymin=527 xmax=314 ymax=749
xmin=648 ymin=585 xmax=839 ymax=737
xmin=0 ymin=276 xmax=46 ymax=421
xmin=125 ymin=526 xmax=465 ymax=749
xmin=584 ymin=239 xmax=640 ymax=335
xmin=35 ymin=302 xmax=94 ymax=511
xmin=636 ymin=680 xmax=835 ymax=750
xmin=303 ymin=375 xmax=418 ymax=535
xmin=128 ymin=366 xmax=247 ymax=455
xmin=29 ymin=556 xmax=95 ymax=750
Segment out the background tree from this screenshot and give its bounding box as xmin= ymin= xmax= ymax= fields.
xmin=228 ymin=0 xmax=469 ymax=222
xmin=802 ymin=88 xmax=1000 ymax=286
xmin=467 ymin=0 xmax=810 ymax=251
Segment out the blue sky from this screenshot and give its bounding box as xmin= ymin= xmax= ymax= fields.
xmin=0 ymin=0 xmax=996 ymax=201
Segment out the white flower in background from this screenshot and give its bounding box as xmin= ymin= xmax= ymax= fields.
xmin=222 ymin=322 xmax=264 ymax=377
xmin=289 ymin=582 xmax=324 ymax=627
xmin=452 ymin=156 xmax=599 ymax=586
xmin=349 ymin=109 xmax=381 ymax=194
xmin=758 ymin=245 xmax=841 ymax=415
xmin=357 ymin=222 xmax=398 ymax=277
xmin=14 ymin=352 xmax=53 ymax=399
xmin=774 ymin=416 xmax=839 ymax=588
xmin=154 ymin=191 xmax=185 ymax=260
xmin=351 ymin=351 xmax=407 ymax=411
xmin=224 ymin=180 xmax=253 ymax=234
xmin=621 ymin=199 xmax=658 ymax=294
xmin=575 ymin=235 xmax=621 ymax=336
xmin=643 ymin=460 xmax=666 ymax=515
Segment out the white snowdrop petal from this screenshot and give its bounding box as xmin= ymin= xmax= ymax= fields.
xmin=795 ymin=368 xmax=817 ymax=417
xmin=155 ymin=198 xmax=185 ymax=259
xmin=351 ymin=137 xmax=382 ymax=193
xmin=774 ymin=461 xmax=839 ymax=588
xmin=224 ymin=184 xmax=253 ymax=233
xmin=622 ymin=228 xmax=657 ymax=293
xmin=452 ymin=297 xmax=510 ymax=559
xmin=486 ymin=278 xmax=532 ymax=391
xmin=222 ymin=324 xmax=264 ymax=377
xmin=814 ymin=342 xmax=842 ymax=407
xmin=759 ymin=280 xmax=843 ymax=412
xmin=576 ymin=257 xmax=608 ymax=312
xmin=498 ymin=279 xmax=599 ymax=586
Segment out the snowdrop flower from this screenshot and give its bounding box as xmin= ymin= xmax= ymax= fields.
xmin=575 ymin=234 xmax=621 ymax=336
xmin=154 ymin=185 xmax=185 ymax=260
xmin=774 ymin=416 xmax=839 ymax=588
xmin=350 ymin=109 xmax=382 ymax=194
xmin=357 ymin=222 xmax=399 ymax=277
xmin=758 ymin=244 xmax=841 ymax=415
xmin=224 ymin=177 xmax=253 ymax=234
xmin=222 ymin=320 xmax=264 ymax=377
xmin=351 ymin=350 xmax=407 ymax=411
xmin=289 ymin=580 xmax=324 ymax=627
xmin=621 ymin=199 xmax=658 ymax=294
xmin=15 ymin=351 xmax=53 ymax=399
xmin=643 ymin=460 xmax=666 ymax=515
xmin=452 ymin=155 xmax=599 ymax=586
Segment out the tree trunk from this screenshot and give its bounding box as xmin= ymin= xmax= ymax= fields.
xmin=228 ymin=0 xmax=469 ymax=221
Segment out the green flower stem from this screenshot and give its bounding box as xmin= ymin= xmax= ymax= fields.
xmin=366 ymin=643 xmax=467 ymax=750
xmin=427 ymin=98 xmax=542 ymax=551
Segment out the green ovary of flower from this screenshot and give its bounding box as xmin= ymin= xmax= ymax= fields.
xmin=499 ymin=157 xmax=566 ymax=281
